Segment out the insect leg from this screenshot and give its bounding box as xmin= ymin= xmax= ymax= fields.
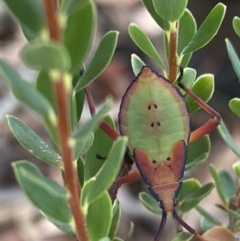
xmin=154 ymin=210 xmax=167 ymax=241
xmin=177 ymin=67 xmax=221 ymax=143
xmin=173 ymin=210 xmax=208 ymax=241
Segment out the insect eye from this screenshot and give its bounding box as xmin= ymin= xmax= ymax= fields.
xmin=152 ymin=159 xmax=157 ymax=164
xmin=148 ymin=105 xmax=151 ymax=110
xmin=166 ymin=157 xmax=171 ymax=161
xmin=157 ymin=122 xmax=161 ymax=126
xmin=151 ymin=122 xmax=154 ymax=127
xmin=154 ymin=104 xmax=158 ymax=108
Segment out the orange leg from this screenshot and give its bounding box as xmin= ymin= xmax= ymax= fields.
xmin=177 ymin=68 xmax=221 ymax=143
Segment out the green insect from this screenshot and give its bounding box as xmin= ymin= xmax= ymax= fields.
xmin=118 ymin=66 xmax=221 ymax=241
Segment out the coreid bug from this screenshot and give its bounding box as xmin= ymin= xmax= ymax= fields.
xmin=117 ymin=66 xmax=221 ymax=241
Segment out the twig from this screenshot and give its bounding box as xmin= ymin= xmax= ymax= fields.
xmin=42 ymin=1 xmax=88 ymax=240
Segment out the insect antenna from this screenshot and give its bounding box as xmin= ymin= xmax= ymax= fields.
xmin=173 ymin=210 xmax=208 ymax=241
xmin=154 ymin=210 xmax=167 ymax=241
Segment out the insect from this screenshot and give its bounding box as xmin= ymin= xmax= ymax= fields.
xmin=118 ymin=66 xmax=221 ymax=241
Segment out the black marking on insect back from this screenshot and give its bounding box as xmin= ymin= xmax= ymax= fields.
xmin=151 ymin=122 xmax=154 ymax=127
xmin=152 ymin=159 xmax=157 ymax=164
xmin=166 ymin=157 xmax=171 ymax=161
xmin=148 ymin=105 xmax=151 ymax=110
xmin=157 ymin=121 xmax=161 ymax=126
xmin=154 ymin=104 xmax=158 ymax=108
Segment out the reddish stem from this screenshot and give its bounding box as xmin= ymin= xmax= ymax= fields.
xmin=168 ymin=22 xmax=179 ymax=82
xmin=43 ymin=1 xmax=88 ymax=241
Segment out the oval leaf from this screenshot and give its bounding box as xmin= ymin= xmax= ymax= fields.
xmin=185 ymin=74 xmax=214 ymax=114
xmin=219 ymin=170 xmax=236 ymax=202
xmin=217 ymin=121 xmax=240 ymax=158
xmin=75 ymin=31 xmax=119 ymax=91
xmin=86 ymin=137 xmax=128 ymax=204
xmin=185 ymin=135 xmax=210 ymax=170
xmin=64 ymin=0 xmax=96 ymax=74
xmin=178 ymin=9 xmax=196 ymax=54
xmin=3 ymin=0 xmax=44 ymax=38
xmin=141 ymin=0 xmax=169 ymax=30
xmin=233 ymin=16 xmax=240 ymax=38
xmin=209 ymin=165 xmax=226 ymax=204
xmin=131 ymin=54 xmax=146 ymax=76
xmin=108 ymin=200 xmax=121 ymax=239
xmin=86 ymin=191 xmax=112 ymax=241
xmin=0 ymin=59 xmax=53 ymax=118
xmin=22 ymin=42 xmax=71 ymax=70
xmin=182 ymin=3 xmax=226 ymax=54
xmin=139 ymin=192 xmax=162 ymax=215
xmin=179 ymin=183 xmax=214 ymax=212
xmin=128 ymin=23 xmax=164 ymax=69
xmin=225 ymin=39 xmax=240 ymax=81
xmin=12 ymin=161 xmax=71 ymax=223
xmin=7 ymin=116 xmax=62 ymax=167
xmin=153 ymin=0 xmax=188 ymax=22
xmin=229 ymin=98 xmax=240 ymax=118
xmin=178 ymin=178 xmax=201 ymax=202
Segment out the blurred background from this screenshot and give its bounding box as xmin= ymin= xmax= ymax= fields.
xmin=0 ymin=0 xmax=240 ymax=240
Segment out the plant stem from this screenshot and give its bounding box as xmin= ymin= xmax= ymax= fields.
xmin=168 ymin=22 xmax=179 ymax=82
xmin=43 ymin=1 xmax=88 ymax=240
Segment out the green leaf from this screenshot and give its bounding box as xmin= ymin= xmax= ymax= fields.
xmin=74 ymin=132 xmax=94 ymax=159
xmin=139 ymin=192 xmax=162 ymax=215
xmin=178 ymin=9 xmax=196 ymax=54
xmin=7 ymin=116 xmax=62 ymax=167
xmin=209 ymin=165 xmax=227 ymax=204
xmin=36 ymin=71 xmax=56 ymax=112
xmin=233 ymin=161 xmax=240 ymax=178
xmin=21 ymin=43 xmax=71 ymax=70
xmin=84 ymin=116 xmax=114 ymax=181
xmin=12 ymin=161 xmax=71 ymax=223
xmin=0 ymin=59 xmax=53 ymax=118
xmin=128 ymin=23 xmax=164 ymax=69
xmin=86 ymin=191 xmax=112 ymax=241
xmin=153 ymin=0 xmax=187 ymax=23
xmin=219 ymin=170 xmax=236 ymax=202
xmin=195 ymin=205 xmax=222 ymax=226
xmin=229 ymin=98 xmax=240 ymax=118
xmin=3 ymin=0 xmax=44 ymax=38
xmin=86 ymin=137 xmax=128 ymax=204
xmin=109 ymin=200 xmax=121 ymax=239
xmin=179 ymin=183 xmax=214 ymax=212
xmin=225 ymin=39 xmax=240 ymax=81
xmin=182 ymin=3 xmax=226 ymax=54
xmin=131 ymin=54 xmax=146 ymax=76
xmin=73 ymin=98 xmax=112 ymax=138
xmin=185 ymin=135 xmax=210 ymax=170
xmin=75 ymin=31 xmax=119 ymax=91
xmin=185 ymin=74 xmax=214 ymax=114
xmin=178 ymin=178 xmax=201 ymax=202
xmin=233 ymin=17 xmax=240 ymax=38
xmin=141 ymin=0 xmax=169 ymax=31
xmin=217 ymin=121 xmax=240 ymax=157
xmin=177 ymin=67 xmax=196 ymax=94
xmin=64 ymin=0 xmax=96 ymax=74
xmin=112 ymin=238 xmax=124 ymax=241
xmin=44 ymin=214 xmax=75 ymax=237
xmin=171 ymin=232 xmax=193 ymax=241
